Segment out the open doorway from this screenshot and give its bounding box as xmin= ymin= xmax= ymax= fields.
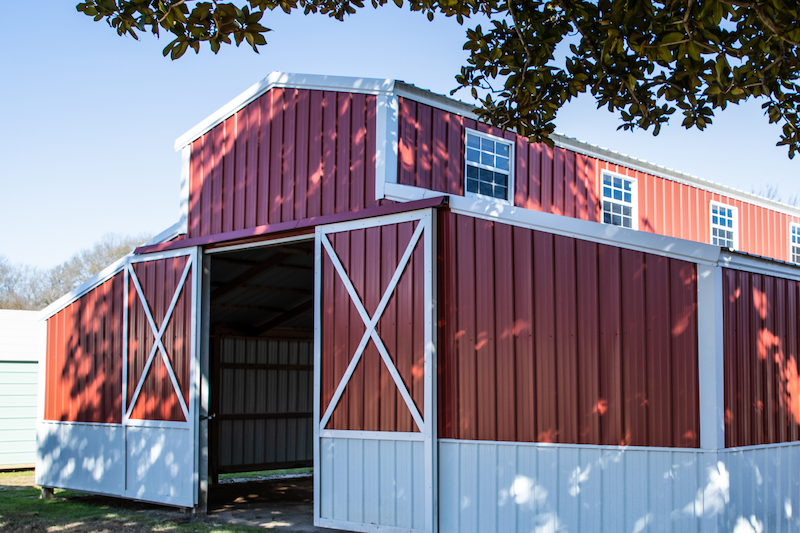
xmin=205 ymin=238 xmax=315 ymax=509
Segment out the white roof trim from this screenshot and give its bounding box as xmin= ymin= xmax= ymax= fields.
xmin=719 ymin=251 xmax=800 ymax=282
xmin=143 ymin=219 xmax=185 ymax=247
xmin=174 ymin=72 xmax=397 ymax=151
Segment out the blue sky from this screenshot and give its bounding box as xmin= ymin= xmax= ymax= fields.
xmin=3 ymin=1 xmax=799 ymax=269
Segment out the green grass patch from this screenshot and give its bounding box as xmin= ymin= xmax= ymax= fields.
xmin=0 ymin=485 xmax=264 ymax=532
xmin=219 ymin=467 xmax=312 ymax=480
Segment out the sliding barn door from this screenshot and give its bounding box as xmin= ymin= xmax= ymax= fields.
xmin=314 ymin=209 xmax=437 ymax=533
xmin=123 ymin=248 xmax=200 ymax=507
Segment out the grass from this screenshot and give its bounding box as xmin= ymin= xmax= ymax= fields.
xmin=219 ymin=467 xmax=312 ymax=481
xmin=0 ymin=471 xmax=265 ymax=533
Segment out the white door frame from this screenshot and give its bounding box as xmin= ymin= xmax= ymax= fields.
xmin=313 ymin=208 xmax=437 ymax=533
xmin=122 ymin=247 xmax=201 ymax=507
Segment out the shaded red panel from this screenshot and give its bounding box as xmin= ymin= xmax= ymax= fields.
xmin=533 ymin=231 xmax=557 ymax=442
xmin=621 ymin=250 xmax=647 ymax=446
xmin=474 ymin=218 xmax=497 ymax=441
xmin=554 ymin=235 xmax=578 ymax=443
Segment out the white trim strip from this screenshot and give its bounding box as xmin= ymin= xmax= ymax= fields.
xmin=175 ymin=72 xmax=396 ymax=150
xmin=320 ymin=429 xmax=424 ymax=441
xmin=375 ymin=93 xmax=399 ymax=201
xmin=437 ymin=438 xmax=713 ymax=454
xmin=316 ymin=518 xmax=424 ymax=533
xmin=38 ymin=420 xmax=122 ymax=427
xmin=719 ymin=251 xmax=800 ymax=281
xmin=121 ymin=419 xmax=191 ymax=429
xmin=203 ymin=234 xmax=313 ymax=254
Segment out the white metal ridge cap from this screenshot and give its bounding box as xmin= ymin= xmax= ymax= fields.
xmin=38 ymin=253 xmax=131 ymax=322
xmin=174 ymin=71 xmax=397 ymax=151
xmin=447 ymin=195 xmax=721 ymax=265
xmin=719 ymin=250 xmax=800 ymax=281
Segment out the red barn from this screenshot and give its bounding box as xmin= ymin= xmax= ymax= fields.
xmin=37 ymin=72 xmax=800 ymax=532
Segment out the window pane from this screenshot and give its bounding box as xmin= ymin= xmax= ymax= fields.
xmin=604 ymin=174 xmax=612 ymax=185
xmin=481 ymin=152 xmax=495 ymax=166
xmin=614 ymin=189 xmax=622 ymax=201
xmin=622 ymin=206 xmax=631 ymax=216
xmin=467 ymin=179 xmax=478 ymax=193
xmin=481 ymin=138 xmax=495 ymax=152
xmin=495 ymin=186 xmax=508 ymax=200
xmin=495 ymin=172 xmax=507 ymax=187
xmin=624 ymin=181 xmax=632 ymax=191
xmin=496 ymin=144 xmax=509 ymax=157
xmin=624 ymin=192 xmax=632 ymax=203
xmin=480 ymin=168 xmax=494 ymax=183
xmin=467 ymin=165 xmax=479 ymax=179
xmin=604 ymin=213 xmax=612 ymax=223
xmin=614 ymin=177 xmax=622 ymax=188
xmin=712 ymin=216 xmax=718 ymax=225
xmin=480 ymin=181 xmax=493 ymax=196
xmin=467 ymin=148 xmax=480 ymax=163
xmin=467 ymin=134 xmax=480 ymax=149
xmin=496 ymin=156 xmax=509 ymax=171
xmin=603 ymin=187 xmax=612 ymax=198
xmin=623 ymin=218 xmax=632 ymax=228
xmin=603 ymin=201 xmax=611 ymax=211
xmin=612 ymin=203 xmax=622 ymax=214
xmin=612 ymin=214 xmax=622 ymax=225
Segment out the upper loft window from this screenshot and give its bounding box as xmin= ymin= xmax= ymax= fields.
xmin=601 ymin=171 xmax=637 ymax=229
xmin=791 ymin=223 xmax=800 ymax=264
xmin=465 ymin=130 xmax=513 ymax=203
xmin=710 ymin=201 xmax=738 ymax=249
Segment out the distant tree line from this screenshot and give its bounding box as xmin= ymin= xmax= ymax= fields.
xmin=0 ymin=233 xmax=151 ymax=311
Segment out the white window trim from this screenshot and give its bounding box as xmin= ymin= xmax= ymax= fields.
xmin=709 ymin=200 xmax=739 ymax=250
xmin=463 ymin=128 xmax=515 ymax=205
xmin=600 ymin=170 xmax=639 ymax=231
xmin=790 ymin=222 xmax=800 ymax=264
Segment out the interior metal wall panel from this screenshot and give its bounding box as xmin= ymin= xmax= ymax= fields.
xmin=188 ymin=89 xmax=384 ymax=240
xmin=723 ymin=268 xmax=800 ymax=447
xmin=318 ymin=435 xmax=425 ymax=531
xmin=44 ymin=273 xmax=124 ymax=424
xmin=217 ymin=337 xmax=313 ymax=471
xmin=398 ymin=100 xmax=800 ymax=262
xmin=438 ymin=211 xmax=700 ymax=447
xmin=127 ymin=256 xmax=193 ymax=422
xmin=320 ymin=221 xmax=425 ymax=432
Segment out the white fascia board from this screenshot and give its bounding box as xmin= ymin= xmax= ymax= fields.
xmin=447 ymin=194 xmax=721 ymax=265
xmin=39 ymin=254 xmax=130 ymax=322
xmin=143 ymin=220 xmax=185 ymax=247
xmin=393 ymin=83 xmax=800 ymax=219
xmin=719 ymin=251 xmax=800 ymax=281
xmin=175 ymin=72 xmax=397 ymax=151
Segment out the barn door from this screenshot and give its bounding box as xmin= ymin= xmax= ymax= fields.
xmin=123 ymin=248 xmax=200 ymax=508
xmin=314 ymin=209 xmax=437 ymax=533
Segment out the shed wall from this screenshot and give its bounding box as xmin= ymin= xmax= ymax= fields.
xmin=398 ymin=99 xmax=800 ymax=262
xmin=188 ymin=89 xmax=383 ymax=240
xmin=437 ymin=211 xmax=700 ymax=447
xmin=44 ymin=273 xmax=124 ymax=423
xmin=723 ymin=267 xmax=800 ymax=447
xmin=0 ymin=361 xmax=37 ymax=467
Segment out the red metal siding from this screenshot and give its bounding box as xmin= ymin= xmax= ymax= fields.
xmin=127 ymin=256 xmax=193 ymax=422
xmin=320 ymin=222 xmax=425 ymax=432
xmin=398 ymin=101 xmax=800 ymax=262
xmin=437 ymin=211 xmax=700 ymax=447
xmin=723 ymin=268 xmax=800 ymax=447
xmin=188 ymin=89 xmax=383 ymax=240
xmin=44 ymin=273 xmax=124 ymax=423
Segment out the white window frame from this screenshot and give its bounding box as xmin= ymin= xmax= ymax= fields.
xmin=600 ymin=170 xmax=639 ymax=230
xmin=463 ymin=128 xmax=514 ymax=204
xmin=709 ymin=200 xmax=738 ymax=250
xmin=790 ymin=222 xmax=800 ymax=264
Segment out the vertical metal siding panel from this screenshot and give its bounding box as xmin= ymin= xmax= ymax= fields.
xmin=494 ymin=223 xmax=516 ymax=442
xmin=663 ymin=180 xmax=675 ymax=238
xmin=723 ymin=269 xmax=738 ymax=447
xmin=294 ymin=90 xmax=309 ymax=220
xmin=350 ymin=93 xmax=366 ymax=212
xmin=379 ymin=224 xmax=398 ymax=431
xmin=336 ymin=93 xmax=351 ymax=214
xmin=245 ymin=99 xmax=260 ymax=228
xmin=670 ymin=260 xmax=699 ymax=447
xmin=554 ymin=235 xmax=578 ymax=443
xmin=307 ymin=90 xmax=323 ymax=219
xmin=44 ymin=316 xmax=54 ymax=420
xmin=456 ymin=216 xmax=477 ymax=440
xmin=775 ymin=277 xmax=789 ymax=443
xmin=564 ymin=150 xmax=576 ymax=218
xmin=446 ymin=113 xmax=463 ymax=195
xmin=395 ymin=222 xmax=414 ymax=432
xmin=233 ymin=109 xmax=247 ymax=231
xmin=598 ymin=244 xmax=623 ymax=445
xmin=349 ymin=229 xmax=366 ymax=430
xmin=528 ymin=142 xmax=542 ymax=211
xmin=576 ymin=153 xmax=588 ymax=220
xmin=256 ymin=93 xmax=272 ymax=226
xmin=321 ymin=252 xmax=335 ymax=418
xmin=765 ymin=276 xmax=777 ymax=445
xmin=416 ymin=103 xmax=432 ymax=191
xmin=438 ymin=211 xmax=457 ymax=438
xmin=622 ymin=249 xmax=648 ymax=446
xmin=282 ymin=89 xmax=297 ymax=222
xmin=321 ymin=91 xmax=337 ymax=216
xmin=586 ymin=155 xmax=599 ymax=222
xmin=540 ymin=145 xmax=553 ymax=214
xmin=268 ymin=88 xmax=284 ymax=224
xmin=432 ymin=108 xmax=447 ymax=194
xmin=514 ymin=134 xmax=528 ymax=207
xmin=188 ymin=139 xmax=202 ymax=238
xmin=475 ymin=219 xmax=497 ymax=440
xmin=412 ymin=228 xmax=425 ymax=419
xmin=689 ymin=187 xmax=699 ymax=242
xmin=737 ymin=270 xmax=753 ymax=446
xmin=221 ymin=116 xmax=235 ymax=233
xmin=331 ymin=233 xmax=351 ymax=429
xmin=365 ymin=96 xmax=377 ymax=208
xmin=642 ymin=172 xmax=655 ymax=233
xmin=753 ymin=274 xmax=766 ymax=444
xmin=576 ymin=240 xmax=601 ymax=444
xmin=512 ymin=226 xmax=536 ymax=443
xmin=363 ymin=226 xmax=382 ymax=431
xmin=533 ymin=231 xmax=557 ymax=442
xmin=398 ymin=97 xmax=416 ymax=187
xmin=200 ymin=134 xmax=212 ymax=237
xmin=681 ymin=182 xmax=692 ymax=240
xmin=211 ymin=121 xmax=225 ymax=234
xmin=789 ymin=281 xmax=799 ymax=443
xmin=459 ymin=443 xmax=478 ymax=533
xmin=347 ymin=439 xmax=364 ymax=523
xmin=646 ymin=254 xmax=673 ymax=447
xmin=552 ymin=148 xmax=565 ymax=215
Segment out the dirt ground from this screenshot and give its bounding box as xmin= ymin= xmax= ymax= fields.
xmin=0 ymin=470 xmax=348 ymax=532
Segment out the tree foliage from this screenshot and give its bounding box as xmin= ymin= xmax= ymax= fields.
xmin=77 ymin=0 xmax=800 ymax=156
xmin=0 ymin=233 xmax=150 ymax=311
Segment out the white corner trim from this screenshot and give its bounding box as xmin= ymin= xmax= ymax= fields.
xmin=175 ymin=72 xmax=397 ymax=151
xmin=719 ymin=251 xmax=800 ymax=281
xmin=39 ymin=253 xmax=131 ymax=321
xmin=697 ymin=265 xmax=725 ymax=451
xmin=375 ymin=93 xmax=399 ymax=201
xmin=178 ymin=145 xmax=190 ymax=234
xmin=445 ymin=194 xmax=721 ymax=264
